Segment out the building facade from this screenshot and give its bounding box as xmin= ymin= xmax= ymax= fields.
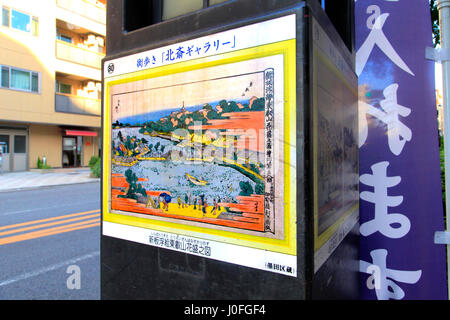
xmin=0 ymin=0 xmax=105 ymax=171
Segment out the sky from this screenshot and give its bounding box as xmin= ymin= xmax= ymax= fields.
xmin=111 ymin=71 xmax=264 ymax=123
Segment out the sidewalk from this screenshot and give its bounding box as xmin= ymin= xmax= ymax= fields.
xmin=0 ymin=167 xmax=100 ymax=192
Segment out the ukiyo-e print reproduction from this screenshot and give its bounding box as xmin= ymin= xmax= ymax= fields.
xmin=315 ymin=52 xmax=358 ymax=239
xmin=102 ymin=15 xmax=297 ymax=275
xmin=108 ymin=54 xmax=287 ymax=241
xmin=311 ymin=16 xmax=359 ymax=271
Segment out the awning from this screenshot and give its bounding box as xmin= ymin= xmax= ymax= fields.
xmin=65 ymin=130 xmax=97 ymax=137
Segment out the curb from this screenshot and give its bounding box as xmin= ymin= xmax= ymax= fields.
xmin=0 ymin=179 xmax=100 ymax=193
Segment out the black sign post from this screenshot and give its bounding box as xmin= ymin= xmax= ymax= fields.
xmin=101 ymin=0 xmax=358 ymax=300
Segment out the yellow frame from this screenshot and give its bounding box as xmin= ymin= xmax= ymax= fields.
xmin=312 ymin=47 xmax=359 ymax=251
xmin=102 ymin=39 xmax=297 ymax=255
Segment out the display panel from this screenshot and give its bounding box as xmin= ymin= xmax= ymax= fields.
xmin=102 ymin=15 xmax=297 ymax=276
xmin=311 ymin=17 xmax=359 ymax=272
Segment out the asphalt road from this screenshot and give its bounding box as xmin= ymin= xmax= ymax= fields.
xmin=0 ymin=182 xmax=101 ymax=300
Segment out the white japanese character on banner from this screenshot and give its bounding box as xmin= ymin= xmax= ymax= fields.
xmin=356 ymin=5 xmax=414 ymax=76
xmin=360 ymin=161 xmax=411 ymax=238
xmin=380 ymin=84 xmax=412 ymax=155
xmin=359 ymin=95 xmax=384 ymax=148
xmin=359 ymin=84 xmax=412 ymax=155
xmin=360 ymin=249 xmax=422 ymax=300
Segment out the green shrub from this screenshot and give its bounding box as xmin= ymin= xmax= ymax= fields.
xmin=89 ymin=155 xmax=100 ymax=168
xmin=36 ymin=157 xmax=51 ymax=169
xmin=89 ymin=155 xmax=101 ymax=178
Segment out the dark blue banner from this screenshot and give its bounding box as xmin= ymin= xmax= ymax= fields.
xmin=356 ymin=0 xmax=447 ymax=299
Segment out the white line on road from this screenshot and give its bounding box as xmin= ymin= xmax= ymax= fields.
xmin=0 ymin=251 xmax=100 ymax=287
xmin=0 ymin=201 xmax=100 ymax=216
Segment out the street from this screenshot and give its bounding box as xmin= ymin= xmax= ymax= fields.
xmin=0 ymin=182 xmax=100 ymax=300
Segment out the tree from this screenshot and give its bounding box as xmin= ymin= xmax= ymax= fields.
xmin=203 ymin=104 xmax=213 ymax=111
xmin=207 ymin=109 xmax=220 ymax=119
xmin=124 ymin=136 xmax=133 ymax=152
xmin=250 ymin=98 xmax=265 ymax=111
xmin=239 ymin=181 xmax=254 ymax=196
xmin=136 ymin=183 xmax=147 ymax=197
xmin=430 ymin=0 xmax=440 ymax=47
xmin=255 ymin=182 xmax=264 ymax=195
xmin=119 ymin=169 xmax=147 ymax=200
xmin=228 ymin=101 xmax=240 ymax=112
xmin=250 ymin=163 xmax=260 ymax=175
xmin=219 ymin=99 xmax=231 ymax=113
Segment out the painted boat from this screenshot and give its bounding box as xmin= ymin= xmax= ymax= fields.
xmin=185 ymin=173 xmax=208 ymax=186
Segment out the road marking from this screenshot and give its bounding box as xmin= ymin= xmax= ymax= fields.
xmin=0 ymin=209 xmax=99 ymax=231
xmin=0 ymin=251 xmax=100 ymax=287
xmin=0 ymin=209 xmax=100 ymax=246
xmin=0 ymin=201 xmax=100 ymax=216
xmin=0 ymin=220 xmax=100 ymax=245
xmin=0 ymin=213 xmax=100 ymax=236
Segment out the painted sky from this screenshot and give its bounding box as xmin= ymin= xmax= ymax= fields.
xmin=111 ymin=71 xmax=265 ymax=123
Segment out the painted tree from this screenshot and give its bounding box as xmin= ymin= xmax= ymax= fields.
xmin=239 ymin=181 xmax=254 ymax=196
xmin=255 ymin=182 xmax=264 ymax=195
xmin=118 ymin=169 xmax=147 ymax=200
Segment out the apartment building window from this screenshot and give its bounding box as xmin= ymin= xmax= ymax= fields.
xmin=1 ymin=6 xmax=39 ymax=36
xmin=14 ymin=135 xmax=26 ymax=154
xmin=1 ymin=6 xmax=9 ymax=27
xmin=60 ymin=34 xmax=72 ymax=43
xmin=0 ymin=65 xmax=40 ymax=93
xmin=56 ymin=30 xmax=72 ymax=43
xmin=1 ymin=66 xmax=9 ymax=88
xmin=55 ymin=80 xmax=72 ymax=94
xmin=11 ymin=9 xmax=30 ymax=32
xmin=0 ymin=135 xmax=8 ymax=153
xmin=31 ymin=16 xmax=38 ymax=36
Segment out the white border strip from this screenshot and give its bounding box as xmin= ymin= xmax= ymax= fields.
xmin=103 ymin=221 xmax=297 ymax=277
xmin=104 ymin=14 xmax=296 ymax=78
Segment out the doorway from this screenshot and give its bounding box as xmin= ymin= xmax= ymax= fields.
xmin=62 ymin=136 xmax=82 ymax=167
xmin=0 ymin=128 xmax=28 ymax=172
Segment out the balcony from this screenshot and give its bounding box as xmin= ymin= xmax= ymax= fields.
xmin=55 ymin=93 xmax=101 ymax=116
xmin=56 ymin=0 xmax=106 ymax=25
xmin=55 ymin=0 xmax=106 ymax=36
xmin=56 ymin=40 xmax=104 ymax=70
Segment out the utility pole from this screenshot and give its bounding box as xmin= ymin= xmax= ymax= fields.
xmin=438 ymin=0 xmax=450 ymax=300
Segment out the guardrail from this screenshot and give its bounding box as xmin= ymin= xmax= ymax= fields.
xmin=56 ymin=0 xmax=106 ymax=24
xmin=55 ymin=40 xmax=104 ymax=69
xmin=55 ymin=93 xmax=101 ymax=116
